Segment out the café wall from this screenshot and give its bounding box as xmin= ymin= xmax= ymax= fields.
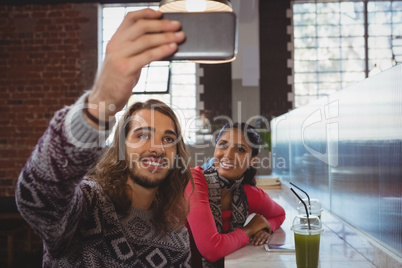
xmin=271 ymin=65 xmax=402 ymax=258
xmin=0 ymin=3 xmax=98 ymax=197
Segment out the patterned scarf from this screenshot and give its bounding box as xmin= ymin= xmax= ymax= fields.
xmin=202 ymin=164 xmax=249 ymax=268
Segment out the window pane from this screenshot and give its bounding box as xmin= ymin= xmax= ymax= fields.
xmin=294 ymin=48 xmax=317 ymax=60
xmin=317 ymin=37 xmax=341 ymax=48
xmin=318 ymin=72 xmax=341 ymax=83
xmin=341 ymin=24 xmax=364 ymax=36
xmin=294 ymin=13 xmax=316 ymax=25
xmin=171 ymin=85 xmax=197 ymax=97
xmin=103 ymin=7 xmax=125 ymax=18
xmin=294 ymin=73 xmax=317 ymax=83
xmin=171 ymin=62 xmax=196 ymax=74
xmin=294 ymin=83 xmax=317 ymax=96
xmin=317 ymin=47 xmax=340 ymax=60
xmin=369 ymin=24 xmax=392 ymax=36
xmin=294 ymin=60 xmax=317 ymax=73
xmin=317 ymin=13 xmax=339 ymax=25
xmin=342 ymin=71 xmax=365 ymax=82
xmin=341 ymin=46 xmax=365 ymax=60
xmin=294 ymin=37 xmax=316 ymax=48
xmin=145 ymin=83 xmax=169 ymax=93
xmin=147 ymin=66 xmax=169 ymax=82
xmin=103 ymin=28 xmax=117 ymax=42
xmin=393 ymin=11 xmax=402 ymax=23
xmin=369 ymin=36 xmax=391 ymax=48
xmin=367 ymin=2 xmax=391 ymax=12
xmin=393 ymin=2 xmax=402 ymax=10
xmin=293 ymin=1 xmax=398 ymax=108
xmin=316 ymin=3 xmax=341 ymax=14
xmin=172 ymin=97 xmax=196 ymax=109
xmin=293 ymin=3 xmax=316 ymax=14
xmin=341 ymin=2 xmax=364 ymax=13
xmin=294 ymin=25 xmax=317 ymax=38
xmin=341 ymin=13 xmax=364 ymax=25
xmin=171 ymin=74 xmax=196 ymax=84
xmin=392 ymin=23 xmax=402 ymax=35
xmin=368 ymin=11 xmax=392 ymax=24
xmin=295 ymin=96 xmax=319 ymax=107
xmin=369 ymin=48 xmax=393 ymax=58
xmin=317 ymin=25 xmax=341 ymax=37
xmin=133 ymin=64 xmax=169 ymax=94
xmin=317 ymin=84 xmax=339 ymax=96
xmin=318 ymin=59 xmax=341 ymax=72
xmin=342 ymin=59 xmax=365 ymax=72
xmin=318 ymin=81 xmax=342 ymax=93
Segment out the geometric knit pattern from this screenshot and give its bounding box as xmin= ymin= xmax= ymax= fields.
xmin=15 ymin=95 xmax=191 ymax=267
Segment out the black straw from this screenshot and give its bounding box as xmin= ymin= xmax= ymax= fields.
xmin=290 ymin=182 xmax=311 ymax=213
xmin=291 ymin=188 xmax=311 ymax=229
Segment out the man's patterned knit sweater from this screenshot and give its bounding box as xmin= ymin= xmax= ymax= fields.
xmin=15 ymin=94 xmax=191 ymax=267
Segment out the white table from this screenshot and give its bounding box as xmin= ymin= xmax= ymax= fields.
xmin=225 ymin=186 xmax=381 ymax=268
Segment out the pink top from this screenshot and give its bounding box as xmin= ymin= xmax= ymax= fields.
xmin=186 ymin=166 xmax=286 ymax=263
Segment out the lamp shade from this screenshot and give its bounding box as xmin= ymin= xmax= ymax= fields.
xmin=159 ymin=0 xmax=233 ymax=13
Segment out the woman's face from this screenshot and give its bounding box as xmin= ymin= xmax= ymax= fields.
xmin=214 ymin=128 xmax=255 ymax=180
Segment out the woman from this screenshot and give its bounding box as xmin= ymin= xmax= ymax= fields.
xmin=185 ymin=123 xmax=286 ymax=268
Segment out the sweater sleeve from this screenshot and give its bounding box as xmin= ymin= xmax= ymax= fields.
xmin=244 ymin=185 xmax=286 ymax=232
xmin=15 ymin=92 xmax=114 ymax=254
xmin=185 ymin=167 xmax=250 ymax=263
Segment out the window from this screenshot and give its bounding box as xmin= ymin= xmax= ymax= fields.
xmin=101 ymin=3 xmax=198 ymax=143
xmin=134 ymin=62 xmax=171 ymax=94
xmin=368 ymin=1 xmax=402 ymax=71
xmin=292 ymin=1 xmax=401 ymax=108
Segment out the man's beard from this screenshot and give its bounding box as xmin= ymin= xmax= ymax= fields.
xmin=127 ymin=167 xmax=171 ymax=189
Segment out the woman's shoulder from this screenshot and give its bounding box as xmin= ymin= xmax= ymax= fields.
xmin=191 ymin=166 xmax=204 ymax=171
xmin=190 ymin=166 xmax=204 ymax=176
xmin=191 ymin=166 xmax=208 ymax=182
xmin=186 ymin=166 xmax=209 ymax=195
xmin=243 ymin=184 xmax=266 ymax=196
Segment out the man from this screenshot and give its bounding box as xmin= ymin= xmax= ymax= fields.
xmin=16 ymin=8 xmax=192 ymax=267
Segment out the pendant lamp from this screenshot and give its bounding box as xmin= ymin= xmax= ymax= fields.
xmin=159 ymin=0 xmax=236 ymax=63
xmin=159 ymin=0 xmax=232 ymax=13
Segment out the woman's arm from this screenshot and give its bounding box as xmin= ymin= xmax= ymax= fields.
xmin=185 ymin=167 xmax=250 ymax=263
xmin=244 ymin=185 xmax=286 ymax=232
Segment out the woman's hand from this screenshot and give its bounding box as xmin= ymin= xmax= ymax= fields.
xmin=241 ymin=214 xmax=272 ymax=239
xmin=250 ymin=229 xmax=271 ymax=246
xmin=87 ymin=8 xmax=185 ymax=120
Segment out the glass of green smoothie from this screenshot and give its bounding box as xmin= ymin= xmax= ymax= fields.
xmin=291 ymin=215 xmax=323 ymax=268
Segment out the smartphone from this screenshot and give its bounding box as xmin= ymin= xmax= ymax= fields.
xmin=264 ymin=244 xmax=295 ymax=252
xmin=161 ymin=12 xmax=237 ymax=61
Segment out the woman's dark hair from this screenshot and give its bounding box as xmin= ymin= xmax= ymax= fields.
xmin=215 ymin=122 xmax=262 ymax=186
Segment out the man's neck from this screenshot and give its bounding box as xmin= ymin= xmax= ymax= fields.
xmin=126 ymin=179 xmax=158 ymax=210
